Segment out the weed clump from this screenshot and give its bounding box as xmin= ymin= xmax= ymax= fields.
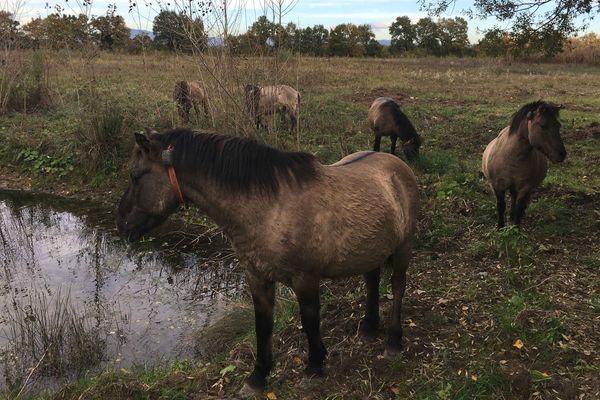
xmin=0 ymin=290 xmax=106 ymax=394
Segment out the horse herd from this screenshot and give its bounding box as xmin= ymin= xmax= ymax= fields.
xmin=173 ymin=80 xmax=301 ymax=131
xmin=117 ymin=81 xmax=567 ymax=397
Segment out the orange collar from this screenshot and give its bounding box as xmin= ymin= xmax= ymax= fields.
xmin=167 ymin=165 xmax=184 ymax=204
xmin=164 ymin=145 xmax=184 ymax=204
xmin=527 ymin=119 xmax=532 ymax=134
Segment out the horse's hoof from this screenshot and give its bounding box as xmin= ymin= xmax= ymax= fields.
xmin=383 ymin=346 xmax=402 ymax=360
xmin=359 ymin=319 xmax=379 ymax=338
xmin=304 ymin=364 xmax=324 ymax=377
xmin=237 ymin=382 xmax=262 ymax=399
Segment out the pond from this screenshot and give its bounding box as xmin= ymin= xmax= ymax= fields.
xmin=0 ymin=190 xmax=244 ymax=390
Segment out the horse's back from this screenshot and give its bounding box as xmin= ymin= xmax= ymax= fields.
xmin=188 ymin=81 xmax=208 ymax=101
xmin=368 ymin=97 xmax=402 ymax=136
xmin=329 ymin=151 xmax=418 ymax=233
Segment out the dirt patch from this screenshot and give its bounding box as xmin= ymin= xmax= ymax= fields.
xmin=561 ymin=103 xmax=600 ymax=113
xmin=562 ymin=121 xmax=600 ymax=141
xmin=342 ymin=87 xmax=414 ymax=106
xmin=535 ymin=184 xmax=599 ymax=208
xmin=341 ymin=87 xmax=479 ymax=108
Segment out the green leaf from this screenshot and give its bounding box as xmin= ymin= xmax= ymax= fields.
xmin=219 ymin=364 xmax=236 ymax=376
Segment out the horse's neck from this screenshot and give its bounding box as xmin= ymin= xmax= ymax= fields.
xmin=505 ymin=122 xmax=533 ymax=159
xmin=179 ymin=173 xmax=264 ymax=242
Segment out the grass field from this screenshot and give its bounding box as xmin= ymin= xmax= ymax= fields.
xmin=1 ymin=53 xmax=599 ymax=399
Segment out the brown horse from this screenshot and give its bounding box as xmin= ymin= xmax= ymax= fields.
xmin=173 ymin=80 xmax=209 ymax=123
xmin=116 ymin=128 xmax=419 ymax=398
xmin=482 ymin=101 xmax=566 ymax=228
xmin=244 ymin=84 xmax=300 ymax=131
xmin=368 ymin=97 xmax=422 ymax=161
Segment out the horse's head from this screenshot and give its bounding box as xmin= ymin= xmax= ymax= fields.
xmin=403 ymin=134 xmax=422 ymax=161
xmin=116 ymin=131 xmax=181 ymax=241
xmin=526 ymin=103 xmax=566 ymax=163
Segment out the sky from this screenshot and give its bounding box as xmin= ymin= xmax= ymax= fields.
xmin=12 ymin=0 xmax=600 ymax=44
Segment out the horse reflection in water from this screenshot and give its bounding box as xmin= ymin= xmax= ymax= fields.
xmin=116 ymin=128 xmax=419 ymax=397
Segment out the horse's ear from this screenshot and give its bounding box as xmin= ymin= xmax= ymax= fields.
xmin=526 ymin=110 xmax=534 ymax=120
xmin=135 ymin=132 xmax=151 ymax=153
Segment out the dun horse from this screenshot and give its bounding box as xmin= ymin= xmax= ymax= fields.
xmin=173 ymin=80 xmax=209 ymax=123
xmin=482 ymin=101 xmax=566 ymax=227
xmin=117 ymin=129 xmax=419 ymax=397
xmin=369 ymin=97 xmax=422 ymax=161
xmin=244 ymin=84 xmax=300 ymax=131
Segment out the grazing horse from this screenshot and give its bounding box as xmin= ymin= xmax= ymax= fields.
xmin=368 ymin=97 xmax=422 ymax=161
xmin=482 ymin=101 xmax=566 ymax=228
xmin=116 ymin=128 xmax=419 ymax=398
xmin=244 ymin=84 xmax=300 ymax=131
xmin=173 ymin=80 xmax=209 ymax=123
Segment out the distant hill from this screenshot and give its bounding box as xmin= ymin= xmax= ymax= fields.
xmin=130 ymin=29 xmax=154 ymax=39
xmin=378 ymin=39 xmax=391 ymax=46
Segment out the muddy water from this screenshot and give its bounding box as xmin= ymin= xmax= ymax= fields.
xmin=0 ymin=190 xmax=243 ymax=382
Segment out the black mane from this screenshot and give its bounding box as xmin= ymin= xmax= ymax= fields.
xmin=155 ymin=129 xmax=319 ymax=195
xmin=509 ymin=101 xmax=559 ymax=134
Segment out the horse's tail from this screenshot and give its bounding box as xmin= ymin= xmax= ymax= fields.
xmin=174 ymin=80 xmax=190 ymax=104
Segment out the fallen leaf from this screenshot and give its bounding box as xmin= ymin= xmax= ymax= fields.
xmin=266 ymin=391 xmax=277 ymax=400
xmin=471 ymin=374 xmax=478 ymax=381
xmin=292 ymin=356 xmax=302 ymax=365
xmin=514 ymin=339 xmax=524 ymax=349
xmin=390 ymin=386 xmax=400 ymax=395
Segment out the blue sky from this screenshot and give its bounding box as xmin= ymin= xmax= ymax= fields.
xmin=15 ymin=0 xmax=600 ymax=43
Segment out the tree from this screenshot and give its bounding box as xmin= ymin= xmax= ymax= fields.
xmin=42 ymin=13 xmax=91 ymax=49
xmin=91 ymin=14 xmax=130 ymax=50
xmin=153 ymin=10 xmax=207 ymax=52
xmin=127 ymin=33 xmax=154 ymax=54
xmin=389 ymin=16 xmax=416 ymax=54
xmin=437 ymin=17 xmax=469 ymax=56
xmin=477 ymin=28 xmax=512 ymax=57
xmin=328 ymin=23 xmax=368 ymax=57
xmin=22 ymin=17 xmax=46 ymax=48
xmin=297 ymin=25 xmax=328 ymax=56
xmin=247 ymin=15 xmax=277 ymax=52
xmin=420 ymin=0 xmax=599 ymax=55
xmin=0 ymin=11 xmax=21 ymax=48
xmin=415 ymin=17 xmax=441 ymax=55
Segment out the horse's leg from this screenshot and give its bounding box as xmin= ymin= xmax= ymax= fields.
xmin=373 ymin=135 xmax=382 ymax=152
xmin=192 ymin=102 xmax=201 ymax=123
xmin=203 ymin=100 xmax=209 ymax=118
xmin=385 ymin=246 xmax=410 ymax=358
xmin=512 ymin=192 xmax=531 ymax=226
xmin=359 ymin=267 xmax=380 ymax=336
xmin=293 ymin=279 xmax=327 ymax=376
xmin=509 ymin=186 xmax=517 ymax=222
xmin=495 ymin=190 xmax=506 ymax=228
xmin=390 ymin=135 xmax=398 ymax=155
xmin=242 ymin=273 xmax=275 ymax=394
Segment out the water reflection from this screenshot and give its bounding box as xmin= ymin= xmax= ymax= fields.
xmin=0 ymin=190 xmax=243 ymax=382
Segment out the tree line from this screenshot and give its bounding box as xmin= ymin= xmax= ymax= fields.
xmin=0 ymin=10 xmax=589 ymax=58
